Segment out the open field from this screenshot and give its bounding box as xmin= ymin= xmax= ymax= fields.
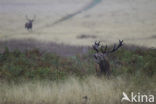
xmin=0 ymin=0 xmax=156 ymax=104
xmin=0 ymin=0 xmax=156 ymax=47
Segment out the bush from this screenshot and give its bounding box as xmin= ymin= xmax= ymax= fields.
xmin=0 ymin=46 xmax=155 ymax=81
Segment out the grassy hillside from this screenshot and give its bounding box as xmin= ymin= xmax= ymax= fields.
xmin=0 ymin=46 xmax=155 ymax=104
xmin=0 ymin=46 xmax=155 ymax=81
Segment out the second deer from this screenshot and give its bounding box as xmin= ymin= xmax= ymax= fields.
xmin=25 ymin=15 xmax=36 ymax=31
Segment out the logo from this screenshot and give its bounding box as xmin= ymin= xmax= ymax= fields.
xmin=121 ymin=92 xmax=154 ymax=103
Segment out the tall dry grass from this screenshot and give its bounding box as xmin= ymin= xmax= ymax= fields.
xmin=0 ymin=75 xmax=146 ymax=104
xmin=0 ymin=75 xmax=155 ymax=104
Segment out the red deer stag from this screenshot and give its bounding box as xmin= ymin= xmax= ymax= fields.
xmin=25 ymin=15 xmax=36 ymax=31
xmin=92 ymin=40 xmax=123 ymax=76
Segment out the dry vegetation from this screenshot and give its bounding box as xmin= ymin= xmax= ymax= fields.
xmin=0 ymin=76 xmax=155 ymax=104
xmin=0 ymin=0 xmax=156 ymax=47
xmin=0 ymin=76 xmax=121 ymax=104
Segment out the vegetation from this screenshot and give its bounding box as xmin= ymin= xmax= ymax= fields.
xmin=0 ymin=46 xmax=155 ymax=104
xmin=0 ymin=46 xmax=155 ymax=81
xmin=0 ymin=47 xmax=96 ymax=81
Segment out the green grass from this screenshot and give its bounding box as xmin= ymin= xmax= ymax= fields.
xmin=0 ymin=47 xmax=95 ymax=81
xmin=0 ymin=46 xmax=155 ymax=81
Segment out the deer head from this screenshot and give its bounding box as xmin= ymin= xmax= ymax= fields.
xmin=92 ymin=40 xmax=123 ymax=76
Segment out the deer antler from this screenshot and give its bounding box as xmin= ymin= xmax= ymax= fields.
xmin=92 ymin=41 xmax=100 ymax=52
xmin=97 ymin=40 xmax=123 ymax=54
xmin=109 ymin=40 xmax=123 ymax=53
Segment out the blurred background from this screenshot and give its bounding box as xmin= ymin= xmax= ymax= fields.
xmin=0 ymin=0 xmax=156 ymax=47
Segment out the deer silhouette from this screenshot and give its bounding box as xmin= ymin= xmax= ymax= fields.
xmin=25 ymin=15 xmax=36 ymax=31
xmin=92 ymin=40 xmax=123 ymax=76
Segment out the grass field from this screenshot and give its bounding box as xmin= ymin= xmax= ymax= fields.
xmin=0 ymin=44 xmax=155 ymax=104
xmin=0 ymin=76 xmax=155 ymax=104
xmin=0 ymin=0 xmax=156 ymax=47
xmin=0 ymin=0 xmax=156 ymax=104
